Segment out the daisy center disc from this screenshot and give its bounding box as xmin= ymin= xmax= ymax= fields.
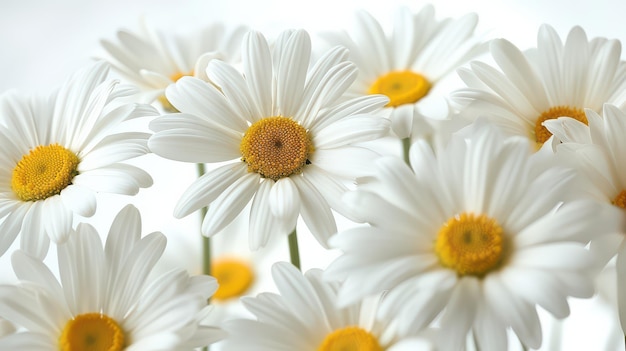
xmin=59 ymin=313 xmax=125 ymax=351
xmin=317 ymin=326 xmax=383 ymax=351
xmin=368 ymin=70 xmax=431 ymax=107
xmin=435 ymin=212 xmax=504 ymax=277
xmin=158 ymin=70 xmax=194 ymax=112
xmin=212 ymin=257 xmax=255 ymax=301
xmin=612 ymin=190 xmax=626 ymax=209
xmin=535 ymin=105 xmax=587 ymax=144
xmin=11 ymin=143 xmax=79 ymax=202
xmin=240 ymin=116 xmax=313 ymax=181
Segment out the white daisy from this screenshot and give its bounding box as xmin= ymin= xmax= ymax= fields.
xmin=320 ymin=5 xmax=485 ymax=139
xmin=221 ymin=261 xmax=435 ymax=351
xmin=544 ymin=103 xmax=626 ymax=334
xmin=0 ymin=204 xmax=224 ymax=350
xmin=148 ymin=29 xmax=390 ymax=250
xmin=324 ymin=121 xmax=621 ymax=350
xmin=0 ymin=61 xmax=155 ymax=258
xmin=451 ymin=24 xmax=626 ymax=149
xmin=100 ymin=19 xmax=248 ymax=110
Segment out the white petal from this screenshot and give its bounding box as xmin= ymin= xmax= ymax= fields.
xmin=19 ymin=203 xmax=50 ymax=259
xmin=202 ymin=173 xmax=260 ymax=236
xmin=275 ymin=30 xmax=310 ymax=117
xmin=242 ymin=31 xmax=273 ymax=120
xmin=59 ymin=184 xmax=97 ymax=218
xmin=269 ymin=178 xmax=300 ymax=221
xmin=58 ymin=223 xmax=105 ymax=314
xmin=312 ymin=114 xmax=390 ymax=149
xmin=174 ymin=162 xmax=248 ymax=218
xmin=249 ymin=179 xmax=290 ymax=250
xmin=291 ymin=175 xmax=336 ymax=248
xmin=104 ymin=232 xmax=166 ymax=320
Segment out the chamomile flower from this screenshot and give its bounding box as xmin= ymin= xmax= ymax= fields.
xmin=325 ymin=122 xmax=621 ymax=350
xmin=221 ymin=261 xmax=435 ymax=351
xmin=100 ymin=19 xmax=248 ymax=110
xmin=148 ymin=29 xmax=390 ymax=250
xmin=543 ymin=103 xmax=626 ymax=334
xmin=451 ymin=24 xmax=626 ymax=149
xmin=0 ymin=61 xmax=154 ymax=258
xmin=0 ymin=204 xmax=224 ymax=350
xmin=320 ymin=5 xmax=485 ymax=139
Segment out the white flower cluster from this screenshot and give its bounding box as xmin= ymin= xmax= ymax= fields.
xmin=0 ymin=3 xmax=625 ymax=351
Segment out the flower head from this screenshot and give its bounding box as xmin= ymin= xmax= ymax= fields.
xmin=0 ymin=61 xmax=155 ymax=258
xmin=544 ymin=103 xmax=626 ymax=334
xmin=451 ymin=25 xmax=626 ymax=149
xmin=325 ymin=121 xmax=620 ymax=350
xmin=221 ymin=261 xmax=435 ymax=351
xmin=148 ymin=29 xmax=390 ymax=249
xmin=321 ymin=5 xmax=485 ymax=139
xmin=0 ymin=204 xmax=224 ymax=350
xmin=100 ymin=19 xmax=248 ymax=109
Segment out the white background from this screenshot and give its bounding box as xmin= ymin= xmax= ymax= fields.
xmin=1 ymin=0 xmax=626 ymax=350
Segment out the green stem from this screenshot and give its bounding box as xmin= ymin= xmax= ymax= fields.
xmin=196 ymin=163 xmax=211 ymax=277
xmin=288 ymin=228 xmax=301 ymax=270
xmin=196 ymin=163 xmax=211 ymax=351
xmin=401 ymin=137 xmax=411 ymax=166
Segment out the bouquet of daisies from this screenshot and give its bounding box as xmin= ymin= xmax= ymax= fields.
xmin=1 ymin=4 xmax=625 ymax=351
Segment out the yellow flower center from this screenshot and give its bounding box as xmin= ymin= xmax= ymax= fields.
xmin=59 ymin=313 xmax=125 ymax=351
xmin=317 ymin=326 xmax=383 ymax=351
xmin=435 ymin=212 xmax=505 ymax=277
xmin=240 ymin=116 xmax=313 ymax=181
xmin=158 ymin=70 xmax=194 ymax=112
xmin=368 ymin=70 xmax=431 ymax=107
xmin=212 ymin=258 xmax=255 ymax=301
xmin=612 ymin=190 xmax=626 ymax=209
xmin=11 ymin=144 xmax=79 ymax=202
xmin=535 ymin=105 xmax=587 ymax=145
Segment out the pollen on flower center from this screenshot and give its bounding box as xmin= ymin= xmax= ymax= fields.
xmin=212 ymin=257 xmax=255 ymax=301
xmin=435 ymin=212 xmax=505 ymax=277
xmin=59 ymin=313 xmax=125 ymax=351
xmin=240 ymin=116 xmax=313 ymax=181
xmin=368 ymin=70 xmax=431 ymax=107
xmin=612 ymin=190 xmax=626 ymax=209
xmin=535 ymin=105 xmax=587 ymax=144
xmin=317 ymin=326 xmax=383 ymax=351
xmin=11 ymin=143 xmax=79 ymax=202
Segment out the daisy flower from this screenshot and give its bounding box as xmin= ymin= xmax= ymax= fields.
xmin=0 ymin=61 xmax=154 ymax=258
xmin=324 ymin=121 xmax=621 ymax=350
xmin=451 ymin=24 xmax=626 ymax=149
xmin=148 ymin=29 xmax=390 ymax=250
xmin=221 ymin=261 xmax=435 ymax=351
xmin=320 ymin=5 xmax=485 ymax=139
xmin=543 ymin=103 xmax=626 ymax=334
xmin=100 ymin=19 xmax=248 ymax=110
xmin=0 ymin=204 xmax=224 ymax=350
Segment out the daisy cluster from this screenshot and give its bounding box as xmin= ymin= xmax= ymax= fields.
xmin=1 ymin=3 xmax=626 ymax=351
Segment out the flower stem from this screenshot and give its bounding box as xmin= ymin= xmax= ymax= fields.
xmin=401 ymin=137 xmax=411 ymax=165
xmin=196 ymin=163 xmax=211 ymax=351
xmin=196 ymin=163 xmax=211 ymax=278
xmin=288 ymin=228 xmax=301 ymax=270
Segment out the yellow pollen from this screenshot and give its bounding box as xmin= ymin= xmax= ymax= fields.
xmin=59 ymin=313 xmax=125 ymax=351
xmin=535 ymin=105 xmax=587 ymax=144
xmin=212 ymin=257 xmax=255 ymax=301
xmin=240 ymin=116 xmax=313 ymax=181
xmin=318 ymin=326 xmax=383 ymax=351
xmin=158 ymin=70 xmax=194 ymax=112
xmin=368 ymin=70 xmax=431 ymax=107
xmin=11 ymin=144 xmax=79 ymax=202
xmin=435 ymin=212 xmax=504 ymax=277
xmin=612 ymin=190 xmax=626 ymax=209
